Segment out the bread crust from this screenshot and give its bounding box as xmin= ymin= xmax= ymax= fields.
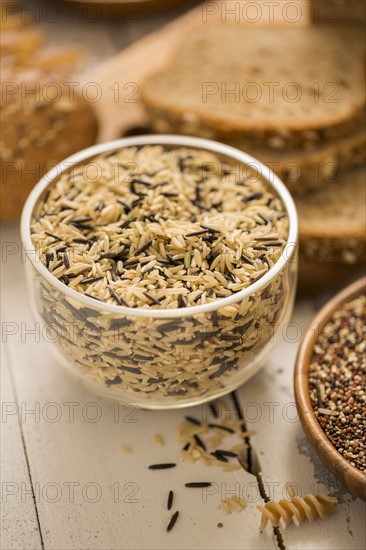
xmin=0 ymin=17 xmax=98 ymax=221
xmin=0 ymin=83 xmax=98 ymax=222
xmin=242 ymin=131 xmax=366 ymax=193
xmin=297 ymin=167 xmax=366 ymax=265
xmin=141 ymin=26 xmax=365 ymax=147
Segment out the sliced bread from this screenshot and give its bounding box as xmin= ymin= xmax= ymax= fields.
xmin=0 ymin=15 xmax=98 ymax=222
xmin=141 ymin=25 xmax=365 ymax=148
xmin=232 ymin=129 xmax=366 ymax=193
xmin=311 ymin=0 xmax=366 ymax=25
xmin=297 ymin=166 xmax=366 ymax=265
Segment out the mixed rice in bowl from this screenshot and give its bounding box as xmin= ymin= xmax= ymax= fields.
xmin=21 ymin=136 xmax=298 ymax=408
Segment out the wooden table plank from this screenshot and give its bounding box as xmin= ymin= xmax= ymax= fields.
xmin=4 ymin=3 xmax=364 ymax=549
xmin=236 ymin=303 xmax=366 ymax=550
xmin=1 ymin=341 xmax=43 ymax=549
xmin=3 ymin=225 xmax=364 ymax=549
xmin=2 ymin=224 xmax=275 ymax=550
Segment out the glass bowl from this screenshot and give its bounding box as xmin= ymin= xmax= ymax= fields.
xmin=21 ymin=135 xmax=298 ymax=409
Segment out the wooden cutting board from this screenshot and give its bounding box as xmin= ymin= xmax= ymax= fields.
xmin=83 ymin=0 xmax=311 ymax=143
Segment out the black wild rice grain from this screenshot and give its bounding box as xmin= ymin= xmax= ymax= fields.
xmin=71 ymin=217 xmax=92 ymax=223
xmin=193 ymin=434 xmax=206 ymax=451
xmin=264 ymin=241 xmax=283 ymax=247
xmin=109 ymin=287 xmax=123 ymax=306
xmin=244 ymin=192 xmax=263 ymax=202
xmin=208 ymin=424 xmax=235 ymax=434
xmin=144 ymin=292 xmax=161 ymax=305
xmin=135 ymin=239 xmax=154 ymax=256
xmin=166 ymin=510 xmax=179 ymax=532
xmin=147 ymin=377 xmax=166 ymax=384
xmin=200 ymin=224 xmax=221 ymax=234
xmin=143 ymin=167 xmax=167 ymax=177
xmin=120 ymin=220 xmax=133 ymax=229
xmin=119 ymin=365 xmax=141 ymax=374
xmin=113 ymin=251 xmax=130 ymax=262
xmin=185 ymin=482 xmax=212 ymax=488
xmin=193 ymin=200 xmax=210 ymax=211
xmin=167 ymin=255 xmax=181 ymax=266
xmin=182 ymin=443 xmax=190 ymax=451
xmin=158 ymin=321 xmax=179 ymax=332
xmin=178 ymin=294 xmax=188 ymax=308
xmin=193 ymin=292 xmax=204 ymax=303
xmin=43 ymin=189 xmax=50 ymax=204
xmin=148 ymin=463 xmax=176 ymax=470
xmin=130 ymin=178 xmax=152 ymax=187
xmin=106 ymin=375 xmax=122 ymax=386
xmin=45 ymin=231 xmax=62 ymax=241
xmin=134 ymin=354 xmax=154 ymax=361
xmin=215 ymin=450 xmax=238 ymax=458
xmin=241 ymin=253 xmax=254 ymax=266
xmin=209 ymin=402 xmax=219 ymax=418
xmin=99 ymin=252 xmax=117 ymax=260
xmin=178 ymin=155 xmax=193 ymax=172
xmin=80 ymin=276 xmax=104 ymax=284
xmin=69 ymin=221 xmax=93 ymax=230
xmin=186 ymin=230 xmax=209 ymax=237
xmin=258 ymin=213 xmax=271 ymax=225
xmin=72 ymin=238 xmax=89 ymax=244
xmin=124 ymin=259 xmax=140 ymax=268
xmin=97 ymin=200 xmax=105 ymax=211
xmin=150 ymin=181 xmax=169 ymax=189
xmin=131 ymin=198 xmax=143 ymax=207
xmin=167 ymin=490 xmax=174 ymax=511
xmin=185 ymin=416 xmax=201 ymax=426
xmin=63 ymin=253 xmax=70 ymax=269
xmin=117 ymin=199 xmax=132 ymax=213
xmin=211 ymin=452 xmax=228 ymax=463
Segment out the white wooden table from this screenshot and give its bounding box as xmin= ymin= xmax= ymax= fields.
xmin=2 ymin=4 xmax=366 ymax=548
xmin=1 ymin=223 xmax=365 ymax=550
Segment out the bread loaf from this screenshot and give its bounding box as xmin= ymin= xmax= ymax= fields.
xmin=232 ymin=129 xmax=365 ymax=193
xmin=0 ymin=15 xmax=98 ymax=221
xmin=142 ymin=25 xmax=365 ymax=148
xmin=311 ymin=0 xmax=366 ymax=25
xmin=297 ymin=167 xmax=366 ymax=265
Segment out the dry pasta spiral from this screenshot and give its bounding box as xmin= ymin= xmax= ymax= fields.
xmin=257 ymin=493 xmax=338 ymax=528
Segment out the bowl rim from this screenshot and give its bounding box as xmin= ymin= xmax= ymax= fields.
xmin=294 ymin=276 xmax=366 ymax=500
xmin=21 ymin=134 xmax=298 ymax=319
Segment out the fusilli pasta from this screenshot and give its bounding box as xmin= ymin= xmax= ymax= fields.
xmin=257 ymin=493 xmax=338 ymax=528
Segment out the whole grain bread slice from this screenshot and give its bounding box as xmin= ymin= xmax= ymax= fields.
xmin=311 ymin=0 xmax=366 ymax=25
xmin=0 ymin=14 xmax=98 ymax=222
xmin=233 ymin=129 xmax=366 ymax=193
xmin=141 ymin=25 xmax=365 ymax=148
xmin=297 ymin=166 xmax=366 ymax=265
